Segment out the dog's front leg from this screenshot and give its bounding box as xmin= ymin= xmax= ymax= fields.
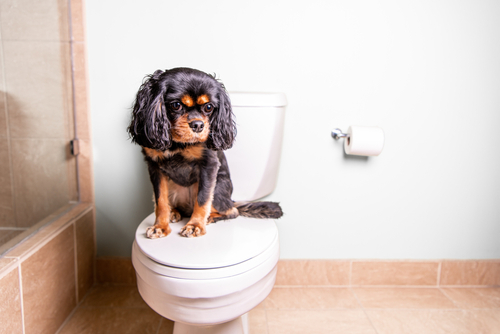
xmin=146 ymin=167 xmax=172 ymax=239
xmin=180 ymin=154 xmax=220 ymax=238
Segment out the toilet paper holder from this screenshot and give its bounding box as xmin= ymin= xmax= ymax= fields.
xmin=331 ymin=128 xmax=350 ymax=140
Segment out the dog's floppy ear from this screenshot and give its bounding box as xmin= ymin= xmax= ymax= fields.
xmin=206 ymin=85 xmax=236 ymax=150
xmin=127 ymin=70 xmax=171 ymax=150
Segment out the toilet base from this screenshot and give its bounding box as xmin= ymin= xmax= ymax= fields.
xmin=173 ymin=313 xmax=248 ymax=334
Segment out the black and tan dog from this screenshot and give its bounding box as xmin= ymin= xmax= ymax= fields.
xmin=128 ymin=68 xmax=282 ymax=238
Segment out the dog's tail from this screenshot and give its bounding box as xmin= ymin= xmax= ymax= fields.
xmin=234 ymin=201 xmax=283 ymax=219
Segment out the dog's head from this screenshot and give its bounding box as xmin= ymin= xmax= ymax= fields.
xmin=128 ymin=67 xmax=236 ymax=151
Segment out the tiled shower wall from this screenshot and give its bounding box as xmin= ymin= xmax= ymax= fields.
xmin=0 ymin=204 xmax=95 ymax=334
xmin=0 ymin=0 xmax=85 ymax=245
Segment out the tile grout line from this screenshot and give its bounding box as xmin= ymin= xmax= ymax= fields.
xmin=18 ymin=263 xmax=26 ymax=334
xmin=264 ymin=306 xmax=270 ymax=334
xmin=438 ymin=287 xmax=463 ymax=310
xmin=55 ymin=282 xmax=97 ymax=334
xmin=349 ymin=287 xmax=381 ymax=334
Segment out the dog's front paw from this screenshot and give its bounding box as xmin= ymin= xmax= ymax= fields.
xmin=180 ymin=221 xmax=206 ymax=238
xmin=146 ymin=225 xmax=171 ymax=239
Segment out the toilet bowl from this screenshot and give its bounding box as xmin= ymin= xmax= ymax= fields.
xmin=132 ymin=213 xmax=279 ymax=333
xmin=131 ymin=92 xmax=287 ymax=333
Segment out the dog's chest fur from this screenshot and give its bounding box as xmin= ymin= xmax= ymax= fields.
xmin=143 ymin=145 xmax=218 ymax=188
xmin=160 ymin=154 xmax=200 ymax=187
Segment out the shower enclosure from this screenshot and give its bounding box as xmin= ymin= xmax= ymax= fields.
xmin=0 ymin=0 xmax=82 ymax=255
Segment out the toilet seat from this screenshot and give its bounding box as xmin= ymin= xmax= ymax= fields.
xmin=134 ymin=213 xmax=279 ymax=280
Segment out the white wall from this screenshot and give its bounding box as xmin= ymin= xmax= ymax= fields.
xmin=86 ymin=0 xmax=500 ymax=259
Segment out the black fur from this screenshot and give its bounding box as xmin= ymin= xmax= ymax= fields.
xmin=235 ymin=202 xmax=284 ymax=219
xmin=128 ymin=67 xmax=282 ymax=238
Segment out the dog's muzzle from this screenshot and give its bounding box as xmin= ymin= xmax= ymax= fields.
xmin=189 ymin=120 xmax=204 ymax=133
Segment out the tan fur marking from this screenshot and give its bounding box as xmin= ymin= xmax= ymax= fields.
xmin=181 ymin=145 xmax=204 ymax=160
xmin=156 ymin=176 xmax=170 ymax=220
xmin=146 ymin=175 xmax=171 ymax=238
xmin=181 ymin=95 xmax=194 ymax=107
xmin=144 ymin=147 xmax=178 ymax=160
xmin=180 ymin=182 xmax=215 ymax=237
xmin=197 ymin=94 xmax=210 ymax=105
xmin=171 ymin=114 xmax=210 ymax=143
xmin=144 ymin=147 xmax=164 ymax=161
xmin=207 ymin=206 xmax=239 ymax=224
xmin=191 ymin=199 xmax=212 ymax=222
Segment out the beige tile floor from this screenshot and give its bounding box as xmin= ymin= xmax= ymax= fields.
xmin=58 ymin=284 xmax=500 ymax=334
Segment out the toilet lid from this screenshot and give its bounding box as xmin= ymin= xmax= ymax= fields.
xmin=135 ymin=213 xmax=279 ymax=270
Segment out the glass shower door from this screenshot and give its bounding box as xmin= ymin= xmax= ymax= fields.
xmin=0 ymin=0 xmax=79 ymax=253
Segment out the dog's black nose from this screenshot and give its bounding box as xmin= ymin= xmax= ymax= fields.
xmin=189 ymin=120 xmax=204 ymax=133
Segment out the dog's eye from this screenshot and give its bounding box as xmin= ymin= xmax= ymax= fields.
xmin=170 ymin=102 xmax=182 ymax=111
xmin=203 ymin=103 xmax=214 ymax=114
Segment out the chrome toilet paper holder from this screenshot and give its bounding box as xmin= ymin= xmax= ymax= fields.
xmin=331 ymin=128 xmax=350 ymax=140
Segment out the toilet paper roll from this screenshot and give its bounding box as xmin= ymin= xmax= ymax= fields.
xmin=344 ymin=126 xmax=384 ymax=156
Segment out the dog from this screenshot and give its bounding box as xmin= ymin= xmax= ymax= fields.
xmin=127 ymin=67 xmax=283 ymax=238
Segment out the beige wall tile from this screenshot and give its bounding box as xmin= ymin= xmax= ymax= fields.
xmin=266 ymin=287 xmax=360 ymax=309
xmin=0 ymin=265 xmax=23 ymax=334
xmin=66 ymin=148 xmax=79 ymax=201
xmin=351 ymin=261 xmax=439 ymax=286
xmin=266 ymin=309 xmax=377 ymax=334
xmin=73 ymin=42 xmax=90 ymax=140
xmin=70 ymin=0 xmax=86 ymax=42
xmin=76 ymin=210 xmax=95 ymax=301
xmin=96 ymin=257 xmax=137 ymax=285
xmin=11 ymin=138 xmax=73 ymax=227
xmin=0 ymin=257 xmax=18 ymax=275
xmin=3 ymin=40 xmax=73 ymax=139
xmin=0 ymin=139 xmax=14 ymax=224
xmin=0 ymin=207 xmax=16 ymax=227
xmin=77 ymin=139 xmax=94 ymax=203
xmin=353 ymin=288 xmax=457 ymax=309
xmin=440 ymin=261 xmax=500 ymax=286
xmin=4 ymin=203 xmax=90 ymax=259
xmin=0 ymin=91 xmax=6 ymax=137
xmin=21 ymin=224 xmax=77 ymax=334
xmin=0 ymin=229 xmax=24 ymax=245
xmin=0 ymin=60 xmax=6 ymax=137
xmin=0 ymin=0 xmax=70 ymax=41
xmin=441 ymin=288 xmax=500 ymax=309
xmin=276 ymin=260 xmax=350 ymax=286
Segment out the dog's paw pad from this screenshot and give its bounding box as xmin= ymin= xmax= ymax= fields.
xmin=180 ymin=224 xmax=204 ymax=238
xmin=146 ymin=226 xmax=169 ymax=239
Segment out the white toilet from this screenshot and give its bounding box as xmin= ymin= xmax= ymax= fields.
xmin=132 ymin=92 xmax=287 ymax=334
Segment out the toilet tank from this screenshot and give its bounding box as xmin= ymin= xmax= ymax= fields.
xmin=224 ymin=92 xmax=287 ymax=201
